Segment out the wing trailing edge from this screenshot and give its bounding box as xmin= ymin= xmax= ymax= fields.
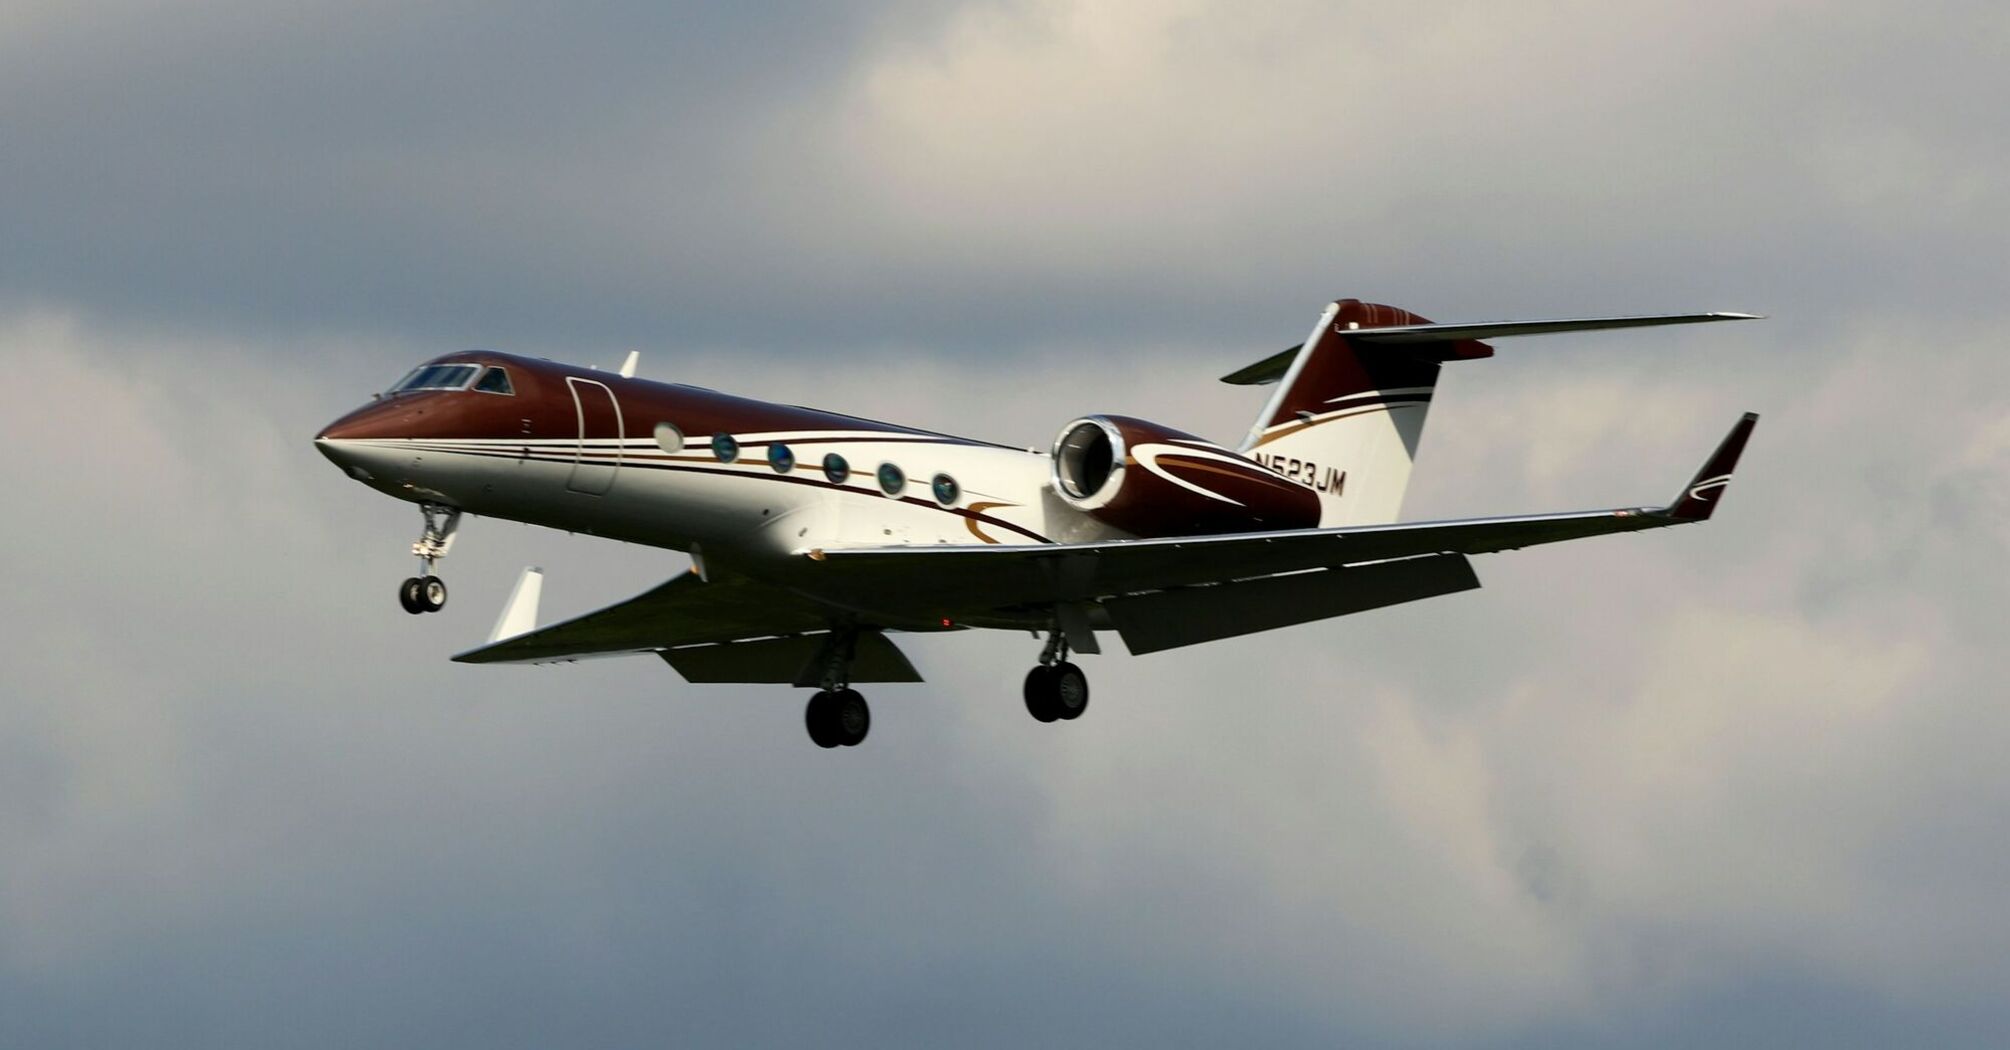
xmin=1104 ymin=554 xmax=1481 ymax=654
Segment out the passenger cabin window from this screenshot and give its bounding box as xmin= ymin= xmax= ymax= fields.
xmin=711 ymin=433 xmax=740 ymax=463
xmin=822 ymin=453 xmax=850 ymax=484
xmin=473 ymin=367 xmax=513 ymax=395
xmin=389 ymin=363 xmax=480 ymax=394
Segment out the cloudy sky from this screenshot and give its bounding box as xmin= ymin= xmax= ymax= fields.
xmin=4 ymin=1 xmax=2008 ymax=1045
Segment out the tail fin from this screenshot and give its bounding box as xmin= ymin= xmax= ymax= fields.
xmin=1225 ymin=300 xmax=1759 ymax=527
xmin=1230 ymin=300 xmax=1482 ymax=526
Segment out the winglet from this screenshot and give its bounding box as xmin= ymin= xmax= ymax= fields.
xmin=487 ymin=567 xmax=544 ymax=643
xmin=1666 ymin=413 xmax=1759 ymax=520
xmin=618 ymin=351 xmax=640 ymax=379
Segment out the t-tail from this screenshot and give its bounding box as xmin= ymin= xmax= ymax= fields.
xmin=1222 ymin=298 xmax=1761 ymax=526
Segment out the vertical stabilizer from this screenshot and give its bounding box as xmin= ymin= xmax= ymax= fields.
xmin=1233 ymin=299 xmax=1490 ymax=527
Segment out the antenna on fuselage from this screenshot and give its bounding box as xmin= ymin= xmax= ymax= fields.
xmin=618 ymin=351 xmax=639 ymax=379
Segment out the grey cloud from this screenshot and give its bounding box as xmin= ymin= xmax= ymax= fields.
xmin=7 ymin=308 xmax=2010 ymax=1046
xmin=0 ymin=1 xmax=924 ymax=348
xmin=5 ymin=2 xmax=2007 ymax=360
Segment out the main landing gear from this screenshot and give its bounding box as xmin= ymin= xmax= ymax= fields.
xmin=398 ymin=501 xmax=460 ymax=615
xmin=805 ymin=629 xmax=871 ymax=748
xmin=805 ymin=689 xmax=870 ymax=748
xmin=798 ymin=624 xmax=1092 ymax=748
xmin=1024 ymin=627 xmax=1089 ymax=723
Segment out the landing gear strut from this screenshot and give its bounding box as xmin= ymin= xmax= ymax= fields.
xmin=1024 ymin=627 xmax=1089 ymax=723
xmin=804 ymin=628 xmax=871 ymax=748
xmin=398 ymin=501 xmax=460 ymax=615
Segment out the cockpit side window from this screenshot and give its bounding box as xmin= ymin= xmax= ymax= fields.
xmin=473 ymin=367 xmax=513 ymax=395
xmin=389 ymin=363 xmax=481 ymax=394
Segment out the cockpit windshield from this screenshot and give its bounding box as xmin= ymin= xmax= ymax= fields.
xmin=388 ymin=363 xmax=481 ymax=394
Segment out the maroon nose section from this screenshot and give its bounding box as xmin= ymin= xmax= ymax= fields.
xmin=315 ymin=410 xmax=369 ymax=470
xmin=315 ymin=398 xmax=415 ymax=443
xmin=318 ymin=407 xmax=366 ymax=443
xmin=315 ymin=398 xmax=414 ymax=473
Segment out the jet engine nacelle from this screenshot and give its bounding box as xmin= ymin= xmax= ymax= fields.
xmin=1049 ymin=415 xmax=1322 ymax=537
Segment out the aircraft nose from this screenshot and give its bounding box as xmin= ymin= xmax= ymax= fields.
xmin=314 ymin=394 xmax=441 ymax=482
xmin=313 ymin=431 xmax=348 ymax=465
xmin=314 ymin=426 xmax=364 ymax=477
xmin=315 ymin=412 xmax=371 ymax=443
xmin=315 ymin=401 xmax=396 ymax=476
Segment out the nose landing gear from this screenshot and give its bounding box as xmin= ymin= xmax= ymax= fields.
xmin=398 ymin=502 xmax=460 ymax=615
xmin=1024 ymin=626 xmax=1089 ymax=723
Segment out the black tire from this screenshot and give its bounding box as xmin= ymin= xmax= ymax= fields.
xmin=1052 ymin=662 xmax=1089 ymax=720
xmin=805 ymin=691 xmax=842 ymax=748
xmin=420 ymin=575 xmax=448 ymax=612
xmin=399 ymin=577 xmax=425 ymax=614
xmin=1023 ymin=665 xmax=1060 ymax=723
xmin=832 ymin=688 xmax=870 ymax=746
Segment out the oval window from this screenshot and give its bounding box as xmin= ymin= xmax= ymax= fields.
xmin=823 ymin=452 xmax=850 ymax=484
xmin=711 ymin=432 xmax=739 ymax=463
xmin=768 ymin=443 xmax=795 ymax=473
xmin=931 ymin=473 xmax=960 ymax=506
xmin=654 ymin=422 xmax=684 ymax=454
xmin=876 ymin=462 xmax=905 ymax=496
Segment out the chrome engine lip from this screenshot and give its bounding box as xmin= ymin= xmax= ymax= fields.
xmin=1050 ymin=415 xmax=1127 ymax=510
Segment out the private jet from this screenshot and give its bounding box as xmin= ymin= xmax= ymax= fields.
xmin=314 ymin=297 xmax=1759 ymax=748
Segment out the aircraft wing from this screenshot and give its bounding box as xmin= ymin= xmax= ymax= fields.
xmin=452 ymin=569 xmax=838 ymax=665
xmin=456 ymin=414 xmax=1754 ymax=665
xmin=807 ymin=414 xmax=1758 ymax=614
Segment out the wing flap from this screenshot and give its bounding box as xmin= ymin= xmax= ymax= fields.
xmin=1104 ymin=554 xmax=1480 ymax=654
xmin=658 ymin=631 xmax=923 ymax=684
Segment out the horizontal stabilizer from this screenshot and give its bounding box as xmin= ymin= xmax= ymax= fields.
xmin=1222 ymin=312 xmax=1762 ymax=386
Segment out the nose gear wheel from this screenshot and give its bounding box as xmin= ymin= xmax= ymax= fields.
xmin=397 ymin=502 xmax=461 ymax=614
xmin=398 ymin=575 xmax=448 ymax=614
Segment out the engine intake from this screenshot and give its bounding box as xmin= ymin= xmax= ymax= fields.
xmin=1049 ymin=415 xmax=1321 ymax=537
